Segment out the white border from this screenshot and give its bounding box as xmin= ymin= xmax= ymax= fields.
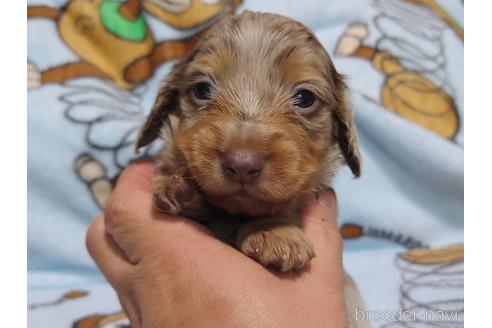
xmin=465 ymin=1 xmax=492 ymax=327
xmin=1 ymin=1 xmax=27 ymax=327
xmin=13 ymin=0 xmax=478 ymax=327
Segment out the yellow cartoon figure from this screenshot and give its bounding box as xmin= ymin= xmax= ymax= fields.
xmin=27 ymin=0 xmax=241 ymax=90
xmin=334 ymin=0 xmax=462 ymax=140
xmin=400 ymin=243 xmax=463 ymax=265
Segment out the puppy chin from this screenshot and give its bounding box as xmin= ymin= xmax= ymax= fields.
xmin=206 ymin=192 xmax=284 ymax=217
xmin=198 ymin=178 xmax=298 ymax=216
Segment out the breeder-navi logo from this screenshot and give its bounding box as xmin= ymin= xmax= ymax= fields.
xmin=355 ymin=307 xmax=459 ymax=323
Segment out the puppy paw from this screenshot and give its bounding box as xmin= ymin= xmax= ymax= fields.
xmin=27 ymin=60 xmax=42 ymax=90
xmin=237 ymin=224 xmax=315 ymax=273
xmin=153 ymin=175 xmax=207 ymax=219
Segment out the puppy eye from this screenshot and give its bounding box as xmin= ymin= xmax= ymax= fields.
xmin=292 ymin=89 xmax=316 ymax=109
xmin=192 ymin=82 xmax=212 ymax=101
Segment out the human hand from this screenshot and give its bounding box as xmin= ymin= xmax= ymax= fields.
xmin=86 ymin=161 xmax=347 ymax=328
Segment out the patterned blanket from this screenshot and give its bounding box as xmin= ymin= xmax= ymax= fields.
xmin=27 ymin=0 xmax=464 ymax=327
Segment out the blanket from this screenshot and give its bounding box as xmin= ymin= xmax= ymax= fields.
xmin=27 ymin=0 xmax=464 ymax=327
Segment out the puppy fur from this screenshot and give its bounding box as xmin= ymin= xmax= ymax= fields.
xmin=136 ymin=11 xmax=361 ymax=273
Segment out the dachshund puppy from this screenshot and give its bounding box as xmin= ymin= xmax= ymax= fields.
xmin=136 ymin=11 xmax=361 ymax=273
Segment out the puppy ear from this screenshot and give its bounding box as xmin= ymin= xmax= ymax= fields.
xmin=135 ymin=58 xmax=190 ymax=150
xmin=331 ymin=68 xmax=361 ymax=177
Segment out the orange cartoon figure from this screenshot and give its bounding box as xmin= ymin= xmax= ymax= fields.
xmin=73 ymin=311 xmax=130 ymax=328
xmin=28 ymin=290 xmax=89 ymax=310
xmin=27 ymin=0 xmax=241 ymax=90
xmin=334 ymin=0 xmax=463 ymax=140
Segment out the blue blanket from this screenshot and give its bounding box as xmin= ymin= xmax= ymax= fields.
xmin=28 ymin=0 xmax=464 ymax=327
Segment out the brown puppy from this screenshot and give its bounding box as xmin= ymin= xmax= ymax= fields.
xmin=136 ymin=11 xmax=361 ymax=273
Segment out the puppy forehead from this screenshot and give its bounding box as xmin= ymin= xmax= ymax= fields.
xmin=188 ymin=12 xmax=330 ymax=85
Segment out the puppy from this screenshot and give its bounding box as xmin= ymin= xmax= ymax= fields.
xmin=136 ymin=11 xmax=361 ymax=272
xmin=137 ymin=11 xmax=369 ymax=326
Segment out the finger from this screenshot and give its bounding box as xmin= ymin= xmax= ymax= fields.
xmin=107 ymin=160 xmax=227 ymax=267
xmin=88 ymin=215 xmax=146 ymax=328
xmin=300 ymin=189 xmax=343 ymax=262
xmin=86 ymin=215 xmax=133 ymax=287
xmin=106 ymin=162 xmax=217 ymax=264
xmin=104 ymin=161 xmax=170 ymax=263
xmin=115 ymin=160 xmax=157 ymax=195
xmin=105 ymin=160 xmax=186 ymax=235
xmin=106 ymin=160 xmax=158 ymax=223
xmin=118 ymin=294 xmax=142 ymax=328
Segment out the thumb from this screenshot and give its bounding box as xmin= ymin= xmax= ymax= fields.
xmin=300 ymin=189 xmax=343 ymax=263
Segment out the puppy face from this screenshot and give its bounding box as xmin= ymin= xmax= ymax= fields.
xmin=137 ymin=11 xmax=360 ymax=216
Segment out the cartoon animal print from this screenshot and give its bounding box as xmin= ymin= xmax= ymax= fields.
xmin=342 ymin=224 xmax=463 ymax=327
xmin=75 ymin=153 xmax=115 ymax=208
xmin=73 ymin=311 xmax=130 ymax=328
xmin=404 ymin=0 xmax=463 ymax=41
xmin=64 ymin=78 xmax=161 ymax=208
xmin=334 ymin=0 xmax=462 ymax=140
xmin=27 ymin=0 xmax=241 ymax=90
xmin=383 ymin=244 xmax=464 ymax=327
xmin=29 ymin=290 xmax=89 ymax=310
xmin=341 ymin=223 xmax=426 ymax=249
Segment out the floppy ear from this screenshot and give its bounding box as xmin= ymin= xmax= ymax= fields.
xmin=135 ymin=58 xmax=190 ymax=150
xmin=331 ymin=67 xmax=361 ymax=177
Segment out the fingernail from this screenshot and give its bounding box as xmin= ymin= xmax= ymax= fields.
xmin=317 ymin=187 xmax=337 ymax=212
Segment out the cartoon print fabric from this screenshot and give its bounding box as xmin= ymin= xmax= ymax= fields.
xmin=27 ymin=0 xmax=463 ymax=327
xmin=28 ymin=0 xmax=239 ymax=89
xmin=335 ymin=0 xmax=462 ymax=141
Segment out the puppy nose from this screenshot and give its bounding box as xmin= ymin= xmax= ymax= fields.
xmin=222 ymin=150 xmax=265 ymax=184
